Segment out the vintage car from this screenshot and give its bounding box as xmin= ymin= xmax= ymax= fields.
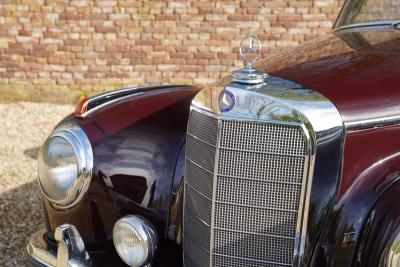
xmin=27 ymin=1 xmax=400 ymax=266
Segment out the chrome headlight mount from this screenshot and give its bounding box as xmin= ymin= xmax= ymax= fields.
xmin=38 ymin=123 xmax=93 ymax=209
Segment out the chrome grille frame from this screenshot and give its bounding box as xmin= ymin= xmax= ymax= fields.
xmin=183 ymin=76 xmax=344 ymax=267
xmin=184 ymin=107 xmax=314 ymax=267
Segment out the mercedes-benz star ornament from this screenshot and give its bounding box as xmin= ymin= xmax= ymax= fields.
xmin=232 ymin=34 xmax=268 ymax=85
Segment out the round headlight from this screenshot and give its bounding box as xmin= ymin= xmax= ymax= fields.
xmin=38 ymin=124 xmax=92 ymax=208
xmin=113 ymin=216 xmax=158 ymax=267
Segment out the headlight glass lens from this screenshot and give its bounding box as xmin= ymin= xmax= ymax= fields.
xmin=113 ymin=216 xmax=157 ymax=267
xmin=38 ymin=136 xmax=79 ymax=203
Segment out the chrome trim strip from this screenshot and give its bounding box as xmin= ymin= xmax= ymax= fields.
xmin=186 ymin=157 xmax=214 ymax=174
xmin=220 ymin=146 xmax=306 ymax=158
xmin=184 ymin=234 xmax=211 ymax=253
xmin=184 ymin=208 xmax=211 ymax=227
xmin=214 ymin=227 xmax=295 ymax=240
xmin=209 ymin=119 xmax=222 ymax=267
xmin=216 ymin=200 xmax=299 ymax=213
xmin=191 ymin=105 xmax=303 ymax=127
xmin=218 ymin=174 xmax=303 ymax=186
xmin=187 ymin=132 xmax=217 ymax=148
xmin=345 ymin=114 xmax=400 ymax=131
xmin=333 ymin=20 xmax=400 ymax=33
xmin=184 ymin=181 xmax=213 ymax=201
xmin=212 ymin=253 xmax=292 ymax=266
xmin=191 ymin=77 xmax=343 ymax=140
xmin=294 ymin=124 xmax=314 ymax=266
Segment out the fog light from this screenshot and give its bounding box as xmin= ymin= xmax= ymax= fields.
xmin=113 ymin=215 xmax=158 ymax=267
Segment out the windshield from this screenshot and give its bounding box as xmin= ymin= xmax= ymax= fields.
xmin=335 ymin=0 xmax=400 ymax=29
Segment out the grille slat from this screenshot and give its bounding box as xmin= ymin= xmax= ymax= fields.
xmin=213 ymin=254 xmax=290 ymax=267
xmin=186 ymin=134 xmax=216 ymax=172
xmin=186 ymin=160 xmax=214 ymax=198
xmin=213 ymin=229 xmax=295 ymax=264
xmin=184 ymin=110 xmax=308 ymax=267
xmin=214 ymin=202 xmax=298 ymax=237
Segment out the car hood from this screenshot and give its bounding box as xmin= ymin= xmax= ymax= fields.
xmin=257 ymin=28 xmax=400 ymax=127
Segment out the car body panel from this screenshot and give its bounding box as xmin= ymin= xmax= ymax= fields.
xmin=261 ymin=29 xmax=400 ymax=126
xmin=312 ymin=124 xmax=400 ymax=265
xmin=43 ymin=85 xmax=199 ymax=252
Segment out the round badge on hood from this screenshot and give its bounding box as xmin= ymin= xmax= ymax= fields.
xmin=219 ymin=89 xmax=235 ymax=112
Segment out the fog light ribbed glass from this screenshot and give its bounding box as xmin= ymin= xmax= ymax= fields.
xmin=113 ymin=215 xmax=158 ymax=267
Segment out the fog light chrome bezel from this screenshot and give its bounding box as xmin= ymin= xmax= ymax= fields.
xmin=113 ymin=215 xmax=158 ymax=267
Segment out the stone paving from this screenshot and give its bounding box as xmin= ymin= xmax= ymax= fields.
xmin=0 ymin=102 xmax=72 ymax=266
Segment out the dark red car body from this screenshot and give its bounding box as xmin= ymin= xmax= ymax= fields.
xmin=35 ymin=27 xmax=400 ymax=266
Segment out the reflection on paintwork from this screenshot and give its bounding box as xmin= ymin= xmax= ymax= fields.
xmin=194 ymin=75 xmax=342 ymax=142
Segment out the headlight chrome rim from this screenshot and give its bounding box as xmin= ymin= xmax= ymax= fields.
xmin=113 ymin=215 xmax=158 ymax=267
xmin=38 ymin=123 xmax=93 ymax=209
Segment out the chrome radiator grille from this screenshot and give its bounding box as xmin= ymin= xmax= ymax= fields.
xmin=184 ymin=110 xmax=308 ymax=267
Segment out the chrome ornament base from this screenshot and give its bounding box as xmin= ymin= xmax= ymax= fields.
xmin=232 ymin=67 xmax=268 ymax=85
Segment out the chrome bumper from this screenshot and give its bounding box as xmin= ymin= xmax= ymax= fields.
xmin=27 ymin=224 xmax=91 ymax=267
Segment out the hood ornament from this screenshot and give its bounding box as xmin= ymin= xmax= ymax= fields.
xmin=232 ymin=35 xmax=268 ymax=85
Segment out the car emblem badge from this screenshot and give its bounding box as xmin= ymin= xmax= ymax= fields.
xmin=219 ymin=89 xmax=235 ymax=112
xmin=240 ymin=34 xmax=261 ymax=66
xmin=232 ymin=35 xmax=268 ymax=85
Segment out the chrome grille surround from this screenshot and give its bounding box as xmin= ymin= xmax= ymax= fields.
xmin=183 ymin=76 xmax=344 ymax=267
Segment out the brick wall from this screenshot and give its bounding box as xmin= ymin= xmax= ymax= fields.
xmin=0 ymin=0 xmax=342 ymax=103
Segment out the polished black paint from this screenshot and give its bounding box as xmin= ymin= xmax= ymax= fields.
xmin=303 ymin=130 xmax=344 ymax=265
xmin=86 ymin=85 xmax=186 ymax=113
xmin=167 ymin=143 xmax=185 ymax=244
xmin=42 ymin=86 xmax=199 ymax=257
xmin=309 ymin=125 xmax=400 ymax=266
xmin=353 ymin=179 xmax=400 ymax=266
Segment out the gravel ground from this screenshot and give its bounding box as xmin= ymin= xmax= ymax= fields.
xmin=0 ymin=102 xmax=73 ymax=266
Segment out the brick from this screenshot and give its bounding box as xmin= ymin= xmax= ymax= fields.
xmin=0 ymin=0 xmax=339 ymax=94
xmin=135 ymin=39 xmax=159 ymax=46
xmin=66 ymin=65 xmax=88 ymax=72
xmin=278 ymin=14 xmax=302 ymax=21
xmin=205 ymin=14 xmax=227 ymax=21
xmin=303 ymin=14 xmax=328 ymax=20
xmin=171 ymin=51 xmax=190 ymax=58
xmin=19 ymin=62 xmax=42 ymax=70
xmin=195 ymin=52 xmax=216 ymax=59
xmin=157 ymin=64 xmax=180 ymax=71
xmin=95 ymin=26 xmax=117 ymax=33
xmin=228 ymin=15 xmax=253 ymax=21
xmin=0 ymin=39 xmax=9 ymax=48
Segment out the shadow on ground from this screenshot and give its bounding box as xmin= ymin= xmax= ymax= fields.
xmin=23 ymin=146 xmax=40 ymax=160
xmin=0 ymin=181 xmax=44 ymax=266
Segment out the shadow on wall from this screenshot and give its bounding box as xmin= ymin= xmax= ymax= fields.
xmin=0 ymin=180 xmax=44 ymax=266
